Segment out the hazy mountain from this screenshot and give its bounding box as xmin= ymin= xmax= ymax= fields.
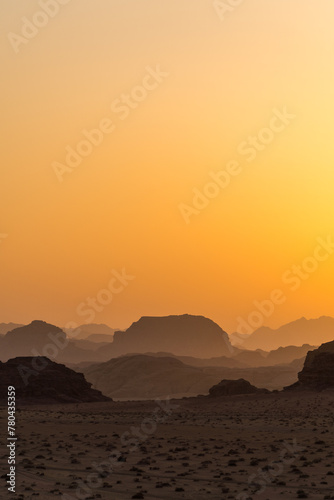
xmin=140 ymin=352 xmax=248 ymax=368
xmin=231 ymin=344 xmax=316 ymax=367
xmin=231 ymin=349 xmax=267 ymax=367
xmin=66 ymin=361 xmax=97 ymax=371
xmin=288 ymin=356 xmax=307 ymax=370
xmin=84 ymin=333 xmax=114 ymax=343
xmin=137 ymin=348 xmax=312 ymax=369
xmin=83 ymin=354 xmax=301 ymax=400
xmin=0 ymin=320 xmax=104 ymax=364
xmin=66 ymin=323 xmax=116 ymax=340
xmin=84 ymin=355 xmax=219 ymax=400
xmin=265 ymin=344 xmax=316 ymax=366
xmin=0 ymin=322 xmax=24 ymax=335
xmin=70 ymin=339 xmax=109 ymax=351
xmin=0 ymin=357 xmax=110 ymax=404
xmin=95 ymin=314 xmax=233 ymax=359
xmin=1 ymin=318 xmax=317 ymax=373
xmin=239 ymin=317 xmax=333 ymax=350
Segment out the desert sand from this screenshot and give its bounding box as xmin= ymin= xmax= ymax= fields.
xmin=2 ymin=391 xmax=334 ymax=500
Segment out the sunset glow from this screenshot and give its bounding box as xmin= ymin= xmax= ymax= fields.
xmin=1 ymin=0 xmax=334 ymax=334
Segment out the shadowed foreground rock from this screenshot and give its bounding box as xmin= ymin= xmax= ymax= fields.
xmin=285 ymin=340 xmax=334 ymax=391
xmin=208 ymin=378 xmax=270 ymax=397
xmin=0 ymin=357 xmax=111 ymax=404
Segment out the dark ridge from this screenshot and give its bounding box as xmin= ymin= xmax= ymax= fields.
xmin=0 ymin=357 xmax=111 ymax=404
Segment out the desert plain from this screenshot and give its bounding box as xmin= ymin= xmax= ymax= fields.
xmin=2 ymin=391 xmax=334 ymax=500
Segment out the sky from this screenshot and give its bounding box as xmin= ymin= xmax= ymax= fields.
xmin=1 ymin=0 xmax=334 ymax=334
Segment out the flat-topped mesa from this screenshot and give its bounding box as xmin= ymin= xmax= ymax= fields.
xmin=0 ymin=356 xmax=111 ymax=403
xmin=108 ymin=314 xmax=233 ymax=358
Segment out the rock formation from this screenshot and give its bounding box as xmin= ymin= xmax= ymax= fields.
xmin=0 ymin=356 xmax=111 ymax=403
xmin=96 ymin=314 xmax=233 ymax=359
xmin=285 ymin=341 xmax=334 ymax=391
xmin=208 ymin=378 xmax=270 ymax=397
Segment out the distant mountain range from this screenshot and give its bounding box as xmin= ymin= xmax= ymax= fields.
xmin=0 ymin=317 xmax=325 ymax=373
xmin=0 ymin=316 xmax=233 ymax=364
xmin=83 ymin=354 xmax=303 ymax=400
xmin=111 ymin=344 xmax=315 ymax=369
xmin=1 ymin=313 xmax=332 ymax=402
xmin=232 ymin=344 xmax=317 ymax=367
xmin=234 ymin=316 xmax=334 ymax=351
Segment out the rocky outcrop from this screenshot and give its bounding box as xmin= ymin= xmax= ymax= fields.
xmin=0 ymin=357 xmax=111 ymax=403
xmin=208 ymin=378 xmax=269 ymax=397
xmin=286 ymin=341 xmax=334 ymax=391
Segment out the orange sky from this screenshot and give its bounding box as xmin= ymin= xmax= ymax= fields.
xmin=1 ymin=0 xmax=334 ymax=334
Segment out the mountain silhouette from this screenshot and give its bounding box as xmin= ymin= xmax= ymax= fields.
xmin=96 ymin=314 xmax=233 ymax=359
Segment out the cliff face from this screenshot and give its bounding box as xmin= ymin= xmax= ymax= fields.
xmin=0 ymin=357 xmax=111 ymax=403
xmin=97 ymin=314 xmax=233 ymax=359
xmin=297 ymin=341 xmax=334 ymax=390
xmin=285 ymin=341 xmax=334 ymax=391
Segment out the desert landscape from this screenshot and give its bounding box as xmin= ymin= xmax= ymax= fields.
xmin=2 ymin=2 xmax=334 ymax=499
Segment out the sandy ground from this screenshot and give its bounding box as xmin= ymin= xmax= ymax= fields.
xmin=1 ymin=391 xmax=334 ymax=500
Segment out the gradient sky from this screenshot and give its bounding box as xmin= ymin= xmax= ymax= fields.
xmin=1 ymin=0 xmax=334 ymax=333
